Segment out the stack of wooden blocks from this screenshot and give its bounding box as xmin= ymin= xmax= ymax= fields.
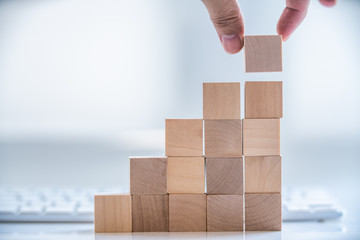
xmin=94 ymin=35 xmax=283 ymax=233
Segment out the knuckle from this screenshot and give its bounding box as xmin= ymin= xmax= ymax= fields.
xmin=210 ymin=10 xmax=241 ymax=30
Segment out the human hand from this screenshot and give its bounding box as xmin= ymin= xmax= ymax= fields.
xmin=202 ymin=0 xmax=336 ymax=54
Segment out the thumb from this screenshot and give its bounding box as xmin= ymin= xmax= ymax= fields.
xmin=319 ymin=0 xmax=336 ymax=7
xmin=202 ymin=0 xmax=244 ymax=54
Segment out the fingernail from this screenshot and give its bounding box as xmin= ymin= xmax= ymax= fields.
xmin=221 ymin=34 xmax=243 ymax=54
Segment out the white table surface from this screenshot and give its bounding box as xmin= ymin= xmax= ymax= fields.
xmin=0 ymin=184 xmax=359 ymax=240
xmin=0 ymin=219 xmax=359 ymax=240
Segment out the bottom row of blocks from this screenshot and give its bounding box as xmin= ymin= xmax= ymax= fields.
xmin=95 ymin=194 xmax=281 ymax=232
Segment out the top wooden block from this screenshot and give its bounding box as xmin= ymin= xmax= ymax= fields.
xmin=243 ymin=119 xmax=280 ymax=156
xmin=203 ymin=82 xmax=240 ymax=119
xmin=94 ymin=194 xmax=132 ymax=233
xmin=244 ymin=35 xmax=282 ymax=72
xmin=245 ymin=81 xmax=283 ymax=119
xmin=130 ymin=157 xmax=167 ymax=195
xmin=165 ymin=119 xmax=203 ymax=156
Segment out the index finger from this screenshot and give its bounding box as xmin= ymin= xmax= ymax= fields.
xmin=277 ymin=0 xmax=310 ymax=41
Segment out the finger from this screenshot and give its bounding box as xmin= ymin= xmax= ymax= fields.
xmin=277 ymin=0 xmax=310 ymax=41
xmin=202 ymin=0 xmax=244 ymax=54
xmin=319 ymin=0 xmax=336 ymax=7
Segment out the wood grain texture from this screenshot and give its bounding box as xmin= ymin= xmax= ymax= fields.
xmin=165 ymin=119 xmax=203 ymax=156
xmin=243 ymin=119 xmax=280 ymax=156
xmin=132 ymin=195 xmax=169 ymax=232
xmin=206 ymin=157 xmax=243 ymax=194
xmin=245 ymin=81 xmax=283 ymax=119
xmin=203 ymin=82 xmax=240 ymax=119
xmin=169 ymin=194 xmax=207 ymax=232
xmin=244 ymin=35 xmax=282 ymax=72
xmin=245 ymin=193 xmax=282 ymax=231
xmin=245 ymin=156 xmax=281 ymax=193
xmin=207 ymin=195 xmax=243 ymax=231
xmin=205 ymin=120 xmax=242 ymax=157
xmin=94 ymin=195 xmax=132 ymax=233
xmin=130 ymin=157 xmax=167 ymax=194
xmin=167 ymin=157 xmax=205 ymax=193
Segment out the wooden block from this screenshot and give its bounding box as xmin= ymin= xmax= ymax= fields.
xmin=130 ymin=157 xmax=167 ymax=194
xmin=205 ymin=120 xmax=242 ymax=157
xmin=243 ymin=119 xmax=280 ymax=156
xmin=167 ymin=156 xmax=205 ymax=193
xmin=169 ymin=194 xmax=207 ymax=232
xmin=132 ymin=195 xmax=169 ymax=232
xmin=206 ymin=157 xmax=243 ymax=194
xmin=245 ymin=193 xmax=282 ymax=231
xmin=94 ymin=194 xmax=132 ymax=233
xmin=245 ymin=156 xmax=281 ymax=193
xmin=165 ymin=119 xmax=203 ymax=156
xmin=203 ymin=82 xmax=240 ymax=119
xmin=207 ymin=195 xmax=243 ymax=231
xmin=245 ymin=81 xmax=283 ymax=119
xmin=244 ymin=35 xmax=282 ymax=72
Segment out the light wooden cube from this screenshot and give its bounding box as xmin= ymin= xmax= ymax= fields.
xmin=132 ymin=195 xmax=169 ymax=232
xmin=245 ymin=156 xmax=281 ymax=193
xmin=245 ymin=81 xmax=283 ymax=119
xmin=203 ymin=82 xmax=240 ymax=119
xmin=167 ymin=156 xmax=205 ymax=193
xmin=206 ymin=157 xmax=243 ymax=194
xmin=243 ymin=119 xmax=280 ymax=156
xmin=207 ymin=195 xmax=243 ymax=231
xmin=165 ymin=119 xmax=203 ymax=156
xmin=169 ymin=194 xmax=207 ymax=232
xmin=205 ymin=120 xmax=242 ymax=157
xmin=245 ymin=193 xmax=282 ymax=231
xmin=130 ymin=157 xmax=167 ymax=194
xmin=94 ymin=194 xmax=132 ymax=233
xmin=244 ymin=35 xmax=282 ymax=72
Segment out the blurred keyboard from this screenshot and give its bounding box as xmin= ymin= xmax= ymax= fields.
xmin=0 ymin=187 xmax=343 ymax=222
xmin=283 ymin=187 xmax=343 ymax=221
xmin=0 ymin=187 xmax=125 ymax=222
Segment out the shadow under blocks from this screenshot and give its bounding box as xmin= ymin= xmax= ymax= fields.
xmin=93 ymin=35 xmax=283 ymax=232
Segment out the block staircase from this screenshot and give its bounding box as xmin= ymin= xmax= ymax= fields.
xmin=94 ymin=35 xmax=283 ymax=232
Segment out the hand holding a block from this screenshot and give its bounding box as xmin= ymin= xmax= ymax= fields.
xmin=201 ymin=0 xmax=336 ymax=53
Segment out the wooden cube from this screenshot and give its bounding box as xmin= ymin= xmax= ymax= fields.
xmin=243 ymin=119 xmax=280 ymax=156
xmin=245 ymin=81 xmax=283 ymax=119
xmin=207 ymin=195 xmax=243 ymax=231
xmin=244 ymin=35 xmax=282 ymax=72
xmin=245 ymin=156 xmax=281 ymax=193
xmin=94 ymin=194 xmax=132 ymax=233
xmin=132 ymin=195 xmax=169 ymax=232
xmin=130 ymin=157 xmax=167 ymax=194
xmin=203 ymin=82 xmax=240 ymax=119
xmin=245 ymin=193 xmax=282 ymax=231
xmin=205 ymin=120 xmax=242 ymax=157
xmin=206 ymin=157 xmax=243 ymax=194
xmin=165 ymin=119 xmax=203 ymax=156
xmin=169 ymin=194 xmax=207 ymax=232
xmin=167 ymin=157 xmax=205 ymax=193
